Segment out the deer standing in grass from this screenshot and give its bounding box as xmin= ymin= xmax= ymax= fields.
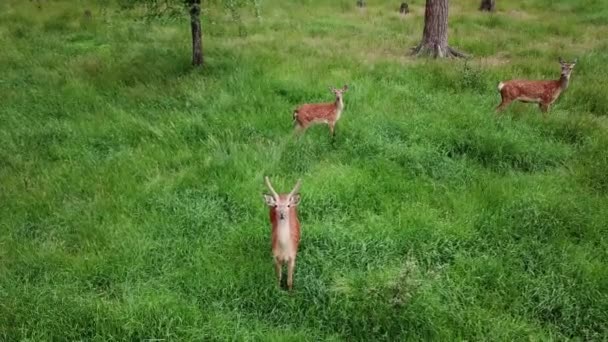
xmin=263 ymin=177 xmax=301 ymax=290
xmin=496 ymin=58 xmax=577 ymax=115
xmin=293 ymin=85 xmax=349 ymax=138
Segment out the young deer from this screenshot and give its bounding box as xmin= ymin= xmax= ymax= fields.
xmin=496 ymin=58 xmax=577 ymax=115
xmin=263 ymin=177 xmax=301 ymax=290
xmin=293 ymin=85 xmax=349 ymax=137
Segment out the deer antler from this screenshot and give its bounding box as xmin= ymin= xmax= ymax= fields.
xmin=289 ymin=179 xmax=302 ymax=197
xmin=265 ymin=176 xmax=279 ymax=199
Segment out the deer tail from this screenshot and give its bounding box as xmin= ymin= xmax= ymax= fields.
xmin=497 ymin=82 xmax=505 ymax=91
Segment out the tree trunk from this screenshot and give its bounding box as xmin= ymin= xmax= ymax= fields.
xmin=412 ymin=0 xmax=467 ymax=58
xmin=479 ymin=0 xmax=495 ymax=12
xmin=189 ymin=0 xmax=203 ymax=66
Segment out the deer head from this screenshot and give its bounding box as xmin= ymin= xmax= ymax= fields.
xmin=559 ymin=57 xmax=577 ymax=79
xmin=329 ymin=85 xmax=349 ymax=100
xmin=263 ymin=177 xmax=301 ymax=221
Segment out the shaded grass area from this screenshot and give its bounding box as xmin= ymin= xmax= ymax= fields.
xmin=0 ymin=0 xmax=607 ymax=340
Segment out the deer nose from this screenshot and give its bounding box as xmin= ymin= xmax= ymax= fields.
xmin=279 ymin=213 xmax=285 ymax=220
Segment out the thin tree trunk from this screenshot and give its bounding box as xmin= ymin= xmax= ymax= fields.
xmin=412 ymin=0 xmax=467 ymax=58
xmin=189 ymin=0 xmax=203 ymax=66
xmin=479 ymin=0 xmax=495 ymax=12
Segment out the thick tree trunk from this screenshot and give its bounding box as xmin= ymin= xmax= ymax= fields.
xmin=189 ymin=0 xmax=203 ymax=66
xmin=479 ymin=0 xmax=495 ymax=12
xmin=412 ymin=0 xmax=467 ymax=58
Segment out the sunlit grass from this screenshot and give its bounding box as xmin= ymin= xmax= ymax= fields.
xmin=0 ymin=0 xmax=607 ymax=340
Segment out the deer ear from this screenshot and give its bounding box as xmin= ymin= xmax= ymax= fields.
xmin=559 ymin=56 xmax=565 ymax=64
xmin=263 ymin=194 xmax=276 ymax=206
xmin=289 ymin=194 xmax=301 ymax=206
xmin=343 ymin=85 xmax=349 ymax=91
xmin=573 ymin=58 xmax=578 ymax=65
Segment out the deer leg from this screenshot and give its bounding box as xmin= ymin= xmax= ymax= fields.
xmin=274 ymin=258 xmax=282 ymax=288
xmin=495 ymin=98 xmax=511 ymax=113
xmin=293 ymin=123 xmax=305 ymax=137
xmin=287 ymin=258 xmax=296 ymax=291
xmin=539 ymin=103 xmax=550 ymax=118
xmin=328 ymin=122 xmax=336 ymax=138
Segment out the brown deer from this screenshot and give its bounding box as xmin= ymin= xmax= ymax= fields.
xmin=293 ymin=85 xmax=349 ymax=138
xmin=263 ymin=177 xmax=302 ymax=290
xmin=496 ymin=58 xmax=577 ymax=115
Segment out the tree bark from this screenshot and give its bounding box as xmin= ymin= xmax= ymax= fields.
xmin=189 ymin=0 xmax=203 ymax=66
xmin=479 ymin=0 xmax=495 ymax=12
xmin=412 ymin=0 xmax=467 ymax=58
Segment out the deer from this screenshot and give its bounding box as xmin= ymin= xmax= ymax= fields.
xmin=496 ymin=58 xmax=577 ymax=115
xmin=263 ymin=177 xmax=302 ymax=291
xmin=293 ymin=85 xmax=349 ymax=138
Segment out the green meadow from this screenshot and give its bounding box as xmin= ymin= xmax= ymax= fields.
xmin=1 ymin=0 xmax=607 ymax=340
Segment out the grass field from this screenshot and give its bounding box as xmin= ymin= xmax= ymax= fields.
xmin=1 ymin=0 xmax=608 ymax=340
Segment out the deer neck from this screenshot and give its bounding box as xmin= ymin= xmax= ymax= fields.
xmin=335 ymin=96 xmax=344 ymax=111
xmin=559 ymin=74 xmax=570 ymax=90
xmin=276 ymin=215 xmax=294 ymax=251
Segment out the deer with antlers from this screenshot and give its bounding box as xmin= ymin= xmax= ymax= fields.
xmin=496 ymin=58 xmax=577 ymax=115
xmin=293 ymin=85 xmax=349 ymax=138
xmin=263 ymin=177 xmax=302 ymax=290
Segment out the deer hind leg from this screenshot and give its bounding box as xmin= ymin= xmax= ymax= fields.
xmin=293 ymin=122 xmax=306 ymax=136
xmin=496 ymin=96 xmax=512 ymax=113
xmin=274 ymin=258 xmax=282 ymax=288
xmin=287 ymin=258 xmax=296 ymax=291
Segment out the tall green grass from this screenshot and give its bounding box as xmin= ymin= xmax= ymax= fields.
xmin=0 ymin=0 xmax=607 ymax=340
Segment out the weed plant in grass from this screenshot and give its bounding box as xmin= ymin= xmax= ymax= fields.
xmin=0 ymin=0 xmax=607 ymax=340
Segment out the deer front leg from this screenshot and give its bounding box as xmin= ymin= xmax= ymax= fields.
xmin=539 ymin=103 xmax=550 ymax=118
xmin=274 ymin=258 xmax=282 ymax=288
xmin=328 ymin=122 xmax=336 ymax=138
xmin=287 ymin=258 xmax=296 ymax=291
